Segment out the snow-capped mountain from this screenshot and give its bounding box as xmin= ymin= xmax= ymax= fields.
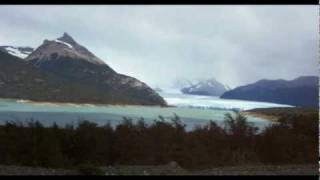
xmin=181 ymin=78 xmax=229 ymax=96
xmin=172 ymin=78 xmax=198 ymax=89
xmin=0 ymin=46 xmax=34 ymax=59
xmin=25 ymin=33 xmax=166 ymax=106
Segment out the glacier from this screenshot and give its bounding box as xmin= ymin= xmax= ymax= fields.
xmin=159 ymin=91 xmax=293 ymax=111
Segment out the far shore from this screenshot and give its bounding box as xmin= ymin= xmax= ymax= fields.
xmin=244 ymin=107 xmax=318 ymax=122
xmin=0 ymin=98 xmax=172 ymax=108
xmin=243 ymin=111 xmax=279 ymax=122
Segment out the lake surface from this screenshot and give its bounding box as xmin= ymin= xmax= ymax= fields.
xmin=0 ymin=92 xmax=293 ymax=131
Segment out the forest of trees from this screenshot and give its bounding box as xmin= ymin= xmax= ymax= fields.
xmin=0 ymin=109 xmax=317 ymax=170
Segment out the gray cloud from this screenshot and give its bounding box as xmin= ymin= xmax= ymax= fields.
xmin=0 ymin=5 xmax=317 ymax=88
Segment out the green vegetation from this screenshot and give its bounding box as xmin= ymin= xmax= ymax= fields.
xmin=76 ymin=164 xmax=105 ymax=175
xmin=0 ymin=108 xmax=317 ymax=170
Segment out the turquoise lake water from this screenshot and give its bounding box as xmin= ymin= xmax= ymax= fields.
xmin=0 ymin=92 xmax=293 ymax=131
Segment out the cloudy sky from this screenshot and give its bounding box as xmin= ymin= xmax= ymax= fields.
xmin=0 ymin=5 xmax=318 ymax=88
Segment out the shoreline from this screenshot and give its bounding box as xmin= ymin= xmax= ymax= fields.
xmin=243 ymin=111 xmax=279 ymax=122
xmin=0 ymin=98 xmax=171 ymax=108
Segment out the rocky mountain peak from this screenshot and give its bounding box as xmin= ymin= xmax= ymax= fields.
xmin=57 ymin=32 xmax=77 ymax=45
xmin=26 ymin=33 xmax=106 ymax=65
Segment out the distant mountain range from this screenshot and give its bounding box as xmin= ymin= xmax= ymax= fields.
xmin=221 ymin=76 xmax=319 ymax=107
xmin=178 ymin=78 xmax=230 ymax=96
xmin=0 ymin=33 xmax=166 ymax=106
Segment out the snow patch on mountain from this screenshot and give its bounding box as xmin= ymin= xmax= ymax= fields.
xmin=53 ymin=39 xmax=73 ymax=49
xmin=5 ymin=47 xmax=28 ymax=59
xmin=0 ymin=46 xmax=34 ymax=59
